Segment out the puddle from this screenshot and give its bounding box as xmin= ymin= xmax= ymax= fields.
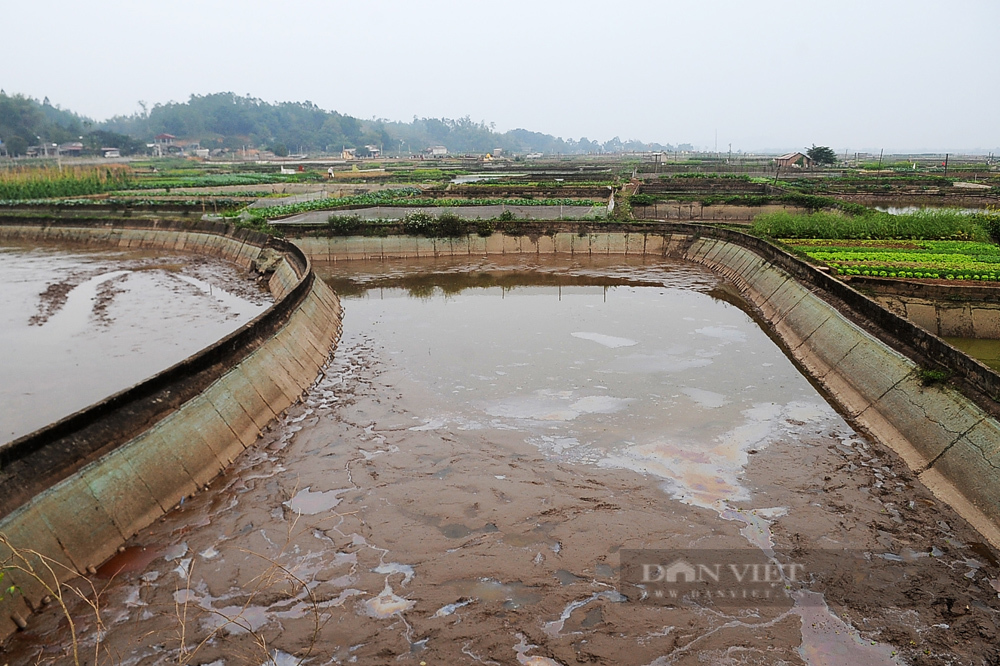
xmin=443 ymin=578 xmax=543 ymax=609
xmin=95 ymin=546 xmax=164 ymax=579
xmin=284 ymin=487 xmax=350 ymax=515
xmin=793 ymin=591 xmax=900 ymax=665
xmin=543 ymin=590 xmax=626 ymax=637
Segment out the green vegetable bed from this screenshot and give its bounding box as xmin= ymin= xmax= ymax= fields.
xmin=785 ymin=239 xmax=1000 ymax=281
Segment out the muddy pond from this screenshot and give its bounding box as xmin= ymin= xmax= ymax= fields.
xmin=0 ymin=243 xmax=270 ymax=443
xmin=3 ymin=255 xmax=999 ymax=665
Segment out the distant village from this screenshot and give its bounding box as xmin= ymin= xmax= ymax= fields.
xmin=14 ymin=135 xmax=847 ymax=171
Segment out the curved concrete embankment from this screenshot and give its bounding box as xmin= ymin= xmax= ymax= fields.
xmin=0 ymin=220 xmax=342 ymax=636
xmin=668 ymin=228 xmax=1000 ymax=550
xmin=295 ymin=228 xmax=1000 ymax=547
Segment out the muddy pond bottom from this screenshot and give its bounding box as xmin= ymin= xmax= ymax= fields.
xmin=0 ymin=243 xmax=270 ymax=442
xmin=5 ymin=257 xmax=998 ymax=666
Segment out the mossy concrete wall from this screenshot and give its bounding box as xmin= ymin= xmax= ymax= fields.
xmin=876 ymin=295 xmax=1000 ymax=340
xmin=296 ymin=229 xmax=1000 ymax=548
xmin=0 ymin=220 xmax=342 ymax=637
xmin=847 ymin=277 xmax=1000 ymax=339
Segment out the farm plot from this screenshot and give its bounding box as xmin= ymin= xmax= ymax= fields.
xmin=785 ymin=239 xmax=1000 ymax=281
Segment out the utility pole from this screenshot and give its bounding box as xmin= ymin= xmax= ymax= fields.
xmin=943 ymin=153 xmax=949 ymax=177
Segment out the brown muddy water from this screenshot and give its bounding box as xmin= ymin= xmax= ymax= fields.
xmin=0 ymin=243 xmax=271 ymax=443
xmin=944 ymin=337 xmax=1000 ymax=373
xmin=2 ymin=256 xmax=1000 ymax=665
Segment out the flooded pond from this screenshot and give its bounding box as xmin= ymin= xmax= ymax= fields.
xmin=944 ymin=336 xmax=1000 ymax=372
xmin=0 ymin=243 xmax=270 ymax=443
xmin=3 ymin=256 xmax=999 ymax=665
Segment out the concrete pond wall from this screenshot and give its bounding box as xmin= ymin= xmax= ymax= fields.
xmin=0 ymin=219 xmax=343 ymax=637
xmin=295 ymin=228 xmax=1000 ymax=550
xmin=846 ymin=277 xmax=1000 ymax=340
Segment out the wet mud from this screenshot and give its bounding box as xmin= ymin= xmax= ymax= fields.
xmin=0 ymin=242 xmax=271 ymax=443
xmin=2 ymin=257 xmax=999 ymax=665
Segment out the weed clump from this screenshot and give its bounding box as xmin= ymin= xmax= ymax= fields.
xmin=326 ymin=214 xmax=365 ymax=235
xmin=402 ymin=211 xmax=465 ymax=237
xmin=919 ymin=369 xmax=951 ymax=386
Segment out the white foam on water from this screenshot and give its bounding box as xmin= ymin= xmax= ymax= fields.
xmin=719 ymin=506 xmax=788 ymax=554
xmin=681 ymin=388 xmax=729 ymax=409
xmin=485 ymin=390 xmax=629 ymax=423
xmin=433 ymin=599 xmax=474 ymax=617
xmin=284 ymin=487 xmax=350 ymax=515
xmin=365 ymin=583 xmax=415 ymax=618
xmin=410 ymin=417 xmax=448 ymax=431
xmin=514 ymin=633 xmax=566 ymax=666
xmin=571 ymin=332 xmax=637 ymax=348
xmin=259 ymin=650 xmax=299 ymax=666
xmin=695 ymin=325 xmax=747 ymax=343
xmin=612 ymin=351 xmax=714 ymax=374
xmin=373 ymin=562 xmax=415 ymax=585
xmin=543 ymin=590 xmax=626 ymax=637
xmin=569 ymin=395 xmax=631 ymax=414
xmin=172 ymin=558 xmax=192 ymax=580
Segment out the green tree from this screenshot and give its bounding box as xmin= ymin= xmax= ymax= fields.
xmin=4 ymin=135 xmax=28 ymax=156
xmin=86 ymin=130 xmax=143 ymax=155
xmin=807 ymin=145 xmax=837 ymax=165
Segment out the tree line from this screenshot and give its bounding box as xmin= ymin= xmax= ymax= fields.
xmin=0 ymin=92 xmax=143 ymax=157
xmin=2 ymin=91 xmax=678 ymax=157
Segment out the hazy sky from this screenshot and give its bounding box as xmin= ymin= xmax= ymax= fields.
xmin=4 ymin=0 xmax=998 ymax=153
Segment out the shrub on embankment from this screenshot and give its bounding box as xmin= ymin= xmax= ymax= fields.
xmin=752 ymin=208 xmax=996 ymax=242
xmin=325 ymin=209 xmax=524 ymax=238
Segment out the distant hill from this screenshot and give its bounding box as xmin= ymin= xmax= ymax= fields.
xmin=1 ymin=91 xmax=678 ymax=157
xmin=0 ymin=92 xmax=142 ymax=157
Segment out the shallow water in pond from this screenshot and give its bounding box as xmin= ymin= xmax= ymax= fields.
xmin=5 ymin=255 xmax=999 ymax=666
xmin=944 ymin=336 xmax=1000 ymax=372
xmin=325 ymin=258 xmax=833 ymax=512
xmin=0 ymin=243 xmax=270 ymax=443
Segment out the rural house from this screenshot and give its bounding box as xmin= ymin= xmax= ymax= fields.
xmin=775 ymin=152 xmax=814 ymax=168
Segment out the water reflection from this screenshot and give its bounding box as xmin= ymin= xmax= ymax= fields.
xmin=318 ymin=256 xmax=848 ymax=514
